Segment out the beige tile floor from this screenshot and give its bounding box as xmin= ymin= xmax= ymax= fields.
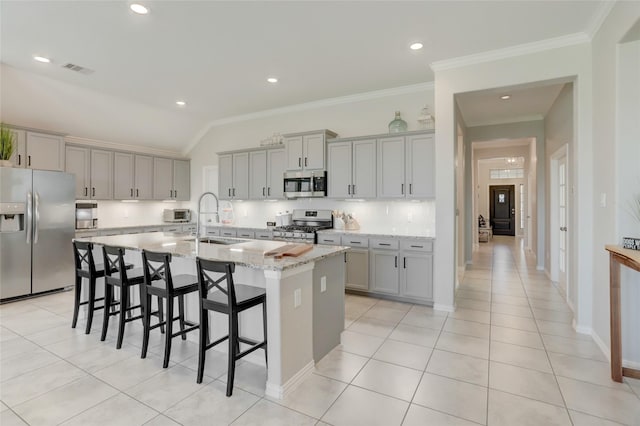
xmin=1 ymin=236 xmax=639 ymax=425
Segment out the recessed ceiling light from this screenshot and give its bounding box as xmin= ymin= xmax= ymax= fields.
xmin=175 ymin=100 xmax=186 ymax=106
xmin=409 ymin=42 xmax=423 ymax=50
xmin=130 ymin=3 xmax=149 ymax=14
xmin=33 ymin=56 xmax=51 ymax=63
xmin=267 ymin=77 xmax=278 ymax=84
xmin=501 ymin=95 xmax=511 ymax=100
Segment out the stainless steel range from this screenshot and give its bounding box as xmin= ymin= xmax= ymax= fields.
xmin=272 ymin=209 xmax=333 ymax=243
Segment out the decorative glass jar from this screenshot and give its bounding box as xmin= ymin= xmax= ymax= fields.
xmin=388 ymin=111 xmax=408 ymax=133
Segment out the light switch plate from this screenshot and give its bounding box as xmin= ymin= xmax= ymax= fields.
xmin=320 ymin=276 xmax=327 ymax=293
xmin=294 ymin=289 xmax=301 ymax=308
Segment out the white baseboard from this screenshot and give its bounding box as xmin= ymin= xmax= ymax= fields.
xmin=572 ymin=320 xmax=591 ymax=336
xmin=434 ymin=303 xmax=456 ymax=313
xmin=591 ymin=330 xmax=611 ymax=363
xmin=265 ymin=360 xmax=314 ymax=400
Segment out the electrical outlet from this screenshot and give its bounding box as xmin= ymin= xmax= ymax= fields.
xmin=294 ymin=289 xmax=301 ymax=308
xmin=321 ymin=276 xmax=327 ymax=293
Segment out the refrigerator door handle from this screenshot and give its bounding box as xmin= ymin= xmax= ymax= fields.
xmin=26 ymin=191 xmax=32 ymax=244
xmin=34 ymin=192 xmax=40 ymax=244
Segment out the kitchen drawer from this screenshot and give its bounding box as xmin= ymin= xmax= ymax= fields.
xmin=163 ymin=226 xmax=181 ymax=233
xmin=370 ymin=238 xmax=399 ymax=250
xmin=145 ymin=227 xmax=162 ymax=233
xmin=255 ymin=231 xmax=273 ymax=240
xmin=317 ymin=234 xmax=340 ymax=245
xmin=206 ymin=228 xmax=220 ymax=236
xmin=340 ymin=235 xmax=369 ymax=248
xmin=237 ymin=230 xmax=255 ymax=239
xmin=182 ymin=224 xmax=196 ymax=233
xmin=400 ymin=239 xmax=433 ymax=252
xmin=219 ymin=228 xmax=237 ymax=237
xmin=99 ymin=230 xmax=123 ymax=236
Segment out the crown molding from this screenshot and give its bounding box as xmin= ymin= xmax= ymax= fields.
xmin=465 ymin=114 xmax=544 ymax=128
xmin=65 ymin=135 xmax=185 ymax=158
xmin=182 ymin=81 xmax=434 ymax=155
xmin=430 ymin=33 xmax=590 ymax=72
xmin=585 ymin=1 xmax=616 ymax=39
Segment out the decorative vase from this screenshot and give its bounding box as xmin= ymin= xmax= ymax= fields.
xmin=0 ymin=160 xmax=12 ymax=167
xmin=388 ymin=111 xmax=408 ymax=133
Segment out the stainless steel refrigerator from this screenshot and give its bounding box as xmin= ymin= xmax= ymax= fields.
xmin=0 ymin=167 xmax=75 ymax=300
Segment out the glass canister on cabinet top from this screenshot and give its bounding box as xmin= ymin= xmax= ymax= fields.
xmin=388 ymin=111 xmax=408 ymax=133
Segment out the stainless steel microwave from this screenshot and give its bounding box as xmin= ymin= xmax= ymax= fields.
xmin=284 ymin=171 xmax=327 ymax=198
xmin=163 ymin=209 xmax=191 ymax=223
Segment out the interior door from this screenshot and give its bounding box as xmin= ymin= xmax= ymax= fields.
xmin=490 ymin=185 xmax=515 ymax=236
xmin=558 ymin=156 xmax=567 ymax=292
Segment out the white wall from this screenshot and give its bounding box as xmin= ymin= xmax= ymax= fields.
xmin=590 ymin=3 xmax=640 ymax=367
xmin=434 ymin=41 xmax=593 ymax=322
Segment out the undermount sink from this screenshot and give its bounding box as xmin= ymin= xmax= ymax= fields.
xmin=185 ymin=237 xmax=248 ymax=245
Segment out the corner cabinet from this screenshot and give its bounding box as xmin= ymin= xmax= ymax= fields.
xmin=284 ymin=130 xmax=337 ymax=171
xmin=327 ymin=139 xmax=376 ymax=199
xmin=377 ymin=132 xmax=435 ymax=199
xmin=153 ymin=158 xmax=190 ymax=201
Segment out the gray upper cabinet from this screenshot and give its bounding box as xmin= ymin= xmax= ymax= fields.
xmin=377 ymin=132 xmax=435 ymax=199
xmin=153 ymin=157 xmax=173 ymax=200
xmin=266 ymin=148 xmax=285 ymax=199
xmin=173 ymin=159 xmax=190 ymax=201
xmin=90 ymin=149 xmax=113 ymax=199
xmin=153 ymin=157 xmax=190 ymax=200
xmin=8 ymin=129 xmax=26 ymax=168
xmin=377 ymin=136 xmax=405 ymax=198
xmin=26 ymin=132 xmax=65 ymax=171
xmin=114 ymin=153 xmax=155 ymax=200
xmin=328 ymin=139 xmax=376 ymax=199
xmin=113 ymin=152 xmax=134 ymax=199
xmin=218 ymin=152 xmax=248 ymax=200
xmin=284 ymin=130 xmax=337 ymax=171
xmin=405 ymin=134 xmax=435 ymax=199
xmin=65 ymin=145 xmax=90 ymax=199
xmin=134 ymin=155 xmax=154 ymax=200
xmin=249 ymin=150 xmax=267 ymax=199
xmin=65 ymin=146 xmax=112 ymax=199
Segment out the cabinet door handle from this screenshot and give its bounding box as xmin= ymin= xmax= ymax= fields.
xmin=410 ymin=245 xmax=423 ymax=248
xmin=409 ymin=183 xmax=412 ymax=194
xmin=84 ymin=187 xmax=88 ymax=196
xmin=344 ymin=253 xmax=347 ymax=263
xmin=401 ymin=183 xmax=404 ymax=194
xmin=233 ymin=188 xmax=236 ymax=196
xmin=18 ymin=154 xmax=21 ymax=166
xmin=92 ymin=187 xmax=95 ymax=197
xmin=352 ymin=184 xmax=356 ymax=195
xmin=28 ymin=155 xmax=31 ymax=167
xmin=263 ymin=187 xmax=265 ymax=196
xmin=395 ymin=256 xmax=398 ymax=268
xmin=403 ymin=257 xmax=406 ymax=268
xmin=379 ymin=243 xmax=391 ymax=246
xmin=267 ymin=187 xmax=271 ymax=196
xmin=298 ymin=157 xmax=301 ymax=167
xmin=348 ymin=185 xmax=351 ymax=195
xmin=228 ymin=188 xmax=231 ymax=197
xmin=304 ymin=157 xmax=308 ymax=167
xmin=136 ymin=189 xmax=139 ymax=197
xmin=130 ymin=188 xmax=133 ymax=197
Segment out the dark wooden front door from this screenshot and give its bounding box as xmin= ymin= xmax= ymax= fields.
xmin=490 ymin=185 xmax=515 ymax=236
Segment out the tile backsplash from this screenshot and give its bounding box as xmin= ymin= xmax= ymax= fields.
xmin=94 ymin=201 xmax=189 ymax=228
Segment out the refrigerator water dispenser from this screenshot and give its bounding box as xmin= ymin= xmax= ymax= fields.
xmin=0 ymin=203 xmax=25 ymax=233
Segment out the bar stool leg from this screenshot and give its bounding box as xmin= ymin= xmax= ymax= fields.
xmin=163 ymin=298 xmax=173 ymax=368
xmin=178 ymin=295 xmax=186 ymax=340
xmin=85 ymin=276 xmax=97 ymax=334
xmin=158 ymin=297 xmax=165 ymax=334
xmin=101 ymin=284 xmax=113 ymax=341
xmin=141 ymin=291 xmax=152 ymax=359
xmin=197 ymin=307 xmax=208 ymax=384
xmin=116 ymin=285 xmax=128 ymax=349
xmin=71 ymin=275 xmax=82 ymax=328
xmin=226 ymin=313 xmax=238 ymax=397
xmin=262 ymin=301 xmax=268 ymax=366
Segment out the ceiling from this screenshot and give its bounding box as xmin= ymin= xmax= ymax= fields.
xmin=0 ymin=1 xmax=606 ymax=150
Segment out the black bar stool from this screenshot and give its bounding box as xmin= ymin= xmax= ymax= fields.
xmin=101 ymin=245 xmax=165 ymax=349
xmin=71 ymin=241 xmax=108 ymax=334
xmin=140 ymin=250 xmax=200 ymax=368
xmin=195 ymin=258 xmax=267 ymax=397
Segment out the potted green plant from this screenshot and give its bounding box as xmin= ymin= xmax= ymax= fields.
xmin=623 ymin=193 xmax=640 ymax=250
xmin=0 ymin=123 xmax=15 ymax=167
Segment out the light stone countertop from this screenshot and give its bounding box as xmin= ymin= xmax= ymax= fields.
xmin=75 ymin=232 xmax=348 ymax=272
xmin=317 ymin=229 xmax=435 ymax=239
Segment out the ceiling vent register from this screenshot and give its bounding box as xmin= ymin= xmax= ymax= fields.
xmin=61 ymin=63 xmax=94 ymax=75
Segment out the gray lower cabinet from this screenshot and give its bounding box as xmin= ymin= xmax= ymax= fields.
xmin=236 ymin=229 xmax=255 ymax=239
xmin=255 ymin=230 xmax=273 ymax=239
xmin=345 ymin=249 xmax=369 ymax=291
xmin=370 ymin=249 xmax=400 ymax=295
xmin=401 ymin=251 xmax=433 ymax=301
xmin=219 ymin=228 xmax=237 ymax=237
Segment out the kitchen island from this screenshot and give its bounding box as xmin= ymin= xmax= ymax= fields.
xmin=76 ymin=232 xmax=348 ymax=399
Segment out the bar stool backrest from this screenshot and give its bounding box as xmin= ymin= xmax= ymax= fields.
xmin=102 ymin=245 xmax=129 ymax=284
xmin=73 ymin=241 xmax=96 ymax=274
xmin=195 ymin=258 xmax=237 ymax=306
xmin=141 ymin=250 xmax=174 ymax=292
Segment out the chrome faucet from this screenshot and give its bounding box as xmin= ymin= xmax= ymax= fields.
xmin=196 ymin=192 xmax=220 ymax=241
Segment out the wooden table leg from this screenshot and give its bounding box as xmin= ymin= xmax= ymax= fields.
xmin=609 ymin=253 xmax=623 ymax=382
